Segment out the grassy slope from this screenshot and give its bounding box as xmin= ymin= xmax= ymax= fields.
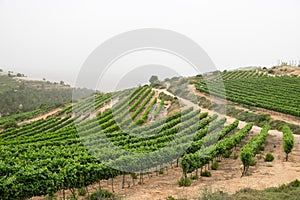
xmin=0 ymin=75 xmax=18 ymax=94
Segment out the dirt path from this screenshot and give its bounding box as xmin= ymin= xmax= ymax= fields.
xmin=87 ymin=99 xmax=117 ymax=119
xmin=18 ymin=107 xmax=64 ymax=125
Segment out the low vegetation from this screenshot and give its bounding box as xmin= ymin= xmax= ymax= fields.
xmin=169 ymin=180 xmax=300 ymax=200
xmin=264 ymin=153 xmax=274 ymax=162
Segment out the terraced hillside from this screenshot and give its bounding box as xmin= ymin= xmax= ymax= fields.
xmin=193 ymin=71 xmax=300 ymax=117
xmin=0 ymin=75 xmax=299 ymax=200
xmin=0 ymin=84 xmax=254 ymax=199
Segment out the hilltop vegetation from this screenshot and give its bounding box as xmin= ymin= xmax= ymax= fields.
xmin=0 ymin=73 xmax=91 ymax=117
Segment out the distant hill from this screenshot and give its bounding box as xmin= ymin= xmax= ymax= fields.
xmin=0 ymin=73 xmax=91 ymax=116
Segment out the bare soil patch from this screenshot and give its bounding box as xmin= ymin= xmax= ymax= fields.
xmin=270 ymin=66 xmax=300 ymax=77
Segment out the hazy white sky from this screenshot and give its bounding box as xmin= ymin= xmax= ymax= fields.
xmin=1 ymin=0 xmax=300 ymax=86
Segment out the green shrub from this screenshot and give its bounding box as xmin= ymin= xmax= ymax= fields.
xmin=264 ymin=153 xmax=274 ymax=162
xmin=201 ymin=170 xmax=211 ymax=177
xmin=191 ymin=175 xmax=198 ymax=180
xmin=158 ymin=169 xmax=164 ymax=174
xmin=166 ymin=196 xmax=176 ymax=200
xmin=178 ymin=177 xmax=191 ymax=187
xmin=258 ymin=145 xmax=265 ymax=151
xmin=200 ymin=188 xmax=229 ymax=200
xmin=90 ymin=189 xmax=114 ymax=200
xmin=211 ymin=162 xmax=218 ymax=170
xmin=78 ymin=187 xmax=87 ymax=196
xmin=289 ymin=179 xmax=300 ymax=187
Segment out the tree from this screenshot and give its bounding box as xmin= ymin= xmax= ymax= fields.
xmin=149 ymin=75 xmax=159 ymax=85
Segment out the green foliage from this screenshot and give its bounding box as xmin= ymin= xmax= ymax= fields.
xmin=90 ymin=189 xmax=115 ymax=200
xmin=154 ymin=98 xmax=165 ymax=119
xmin=133 ymin=97 xmax=157 ymax=125
xmin=240 ymin=124 xmax=270 ymax=176
xmin=3 ymin=119 xmax=18 ymax=129
xmin=181 ymin=122 xmax=253 ymax=179
xmin=211 ymin=162 xmax=218 ymax=170
xmin=0 ymin=83 xmax=259 ymax=199
xmin=195 ymin=76 xmax=300 ymax=117
xmin=191 ymin=175 xmax=198 ymax=180
xmin=0 ymin=106 xmax=55 ymax=128
xmin=224 ymin=104 xmax=300 ymax=135
xmin=158 ymin=92 xmax=174 ymax=101
xmin=0 ymin=75 xmax=18 ymax=94
xmin=166 ymin=196 xmax=176 ymax=200
xmin=131 ymin=173 xmax=138 ymax=179
xmin=223 ymin=150 xmax=232 ymax=158
xmin=158 ymin=169 xmax=164 ymax=174
xmin=249 ymin=159 xmax=257 ymax=166
xmin=169 ymin=179 xmax=300 ymax=200
xmin=282 ymin=125 xmax=295 ymax=161
xmin=149 ymin=75 xmax=160 ymax=86
xmin=200 ymin=188 xmax=228 ymax=200
xmin=0 ymin=74 xmax=92 ymax=116
xmin=78 ymin=187 xmax=87 ymax=196
xmin=264 ymin=153 xmax=274 ymax=162
xmin=270 ymin=120 xmax=300 ymax=135
xmin=201 ymin=170 xmax=211 ymax=177
xmin=178 ymin=177 xmax=191 ymax=187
